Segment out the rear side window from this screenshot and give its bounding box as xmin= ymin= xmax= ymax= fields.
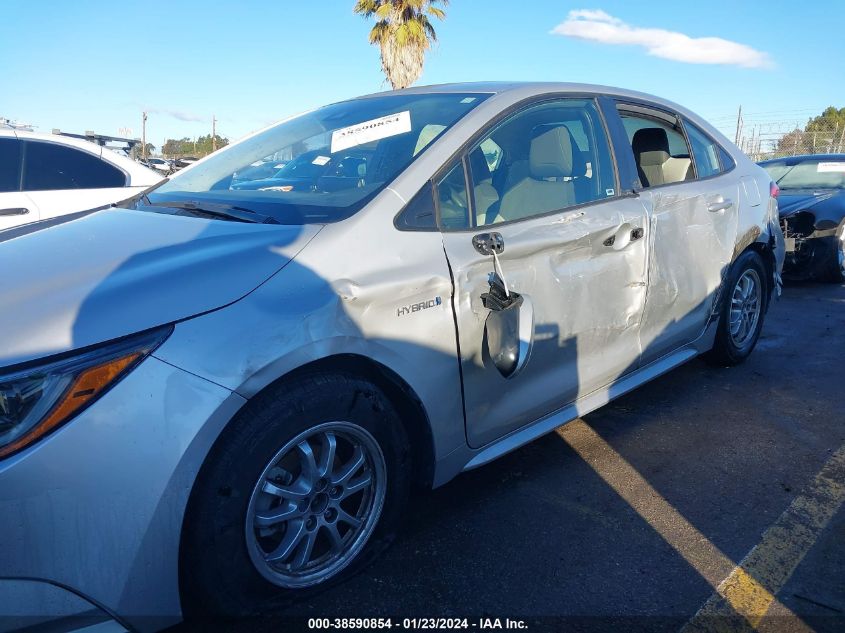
xmin=0 ymin=138 xmax=22 ymax=193
xmin=619 ymin=110 xmax=693 ymax=187
xmin=685 ymin=120 xmax=722 ymax=178
xmin=23 ymin=141 xmax=126 ymax=191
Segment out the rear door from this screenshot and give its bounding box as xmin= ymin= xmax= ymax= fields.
xmin=0 ymin=136 xmax=41 ymax=229
xmin=613 ymin=103 xmax=737 ymax=365
xmin=440 ymin=97 xmax=650 ymax=448
xmin=21 ymin=140 xmax=131 ymax=219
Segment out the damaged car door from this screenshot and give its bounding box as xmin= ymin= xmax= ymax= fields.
xmin=440 ymin=98 xmax=650 ymax=448
xmin=615 ymin=104 xmax=738 ymax=365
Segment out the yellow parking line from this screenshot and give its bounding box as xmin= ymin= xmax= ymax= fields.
xmin=556 ymin=420 xmax=845 ymax=631
xmin=683 ymin=443 xmax=845 ymax=632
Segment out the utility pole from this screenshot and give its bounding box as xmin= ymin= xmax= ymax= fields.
xmin=141 ymin=111 xmax=148 ymax=160
xmin=734 ymin=105 xmax=743 ymax=146
xmin=212 ymin=115 xmax=217 ymax=152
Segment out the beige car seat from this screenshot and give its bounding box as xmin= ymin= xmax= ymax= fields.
xmin=495 ymin=125 xmax=578 ymax=223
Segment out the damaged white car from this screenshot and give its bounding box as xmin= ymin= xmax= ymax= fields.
xmin=0 ymin=83 xmax=783 ymax=629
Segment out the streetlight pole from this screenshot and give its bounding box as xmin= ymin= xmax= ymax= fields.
xmin=141 ymin=111 xmax=148 ymax=160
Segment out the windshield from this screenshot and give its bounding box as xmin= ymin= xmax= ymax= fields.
xmin=149 ymin=92 xmax=490 ymax=224
xmin=761 ymin=158 xmax=845 ymax=190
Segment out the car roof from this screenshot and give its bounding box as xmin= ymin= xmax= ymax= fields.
xmin=354 ymin=80 xmax=690 ymax=111
xmin=350 ymin=81 xmax=732 ymax=144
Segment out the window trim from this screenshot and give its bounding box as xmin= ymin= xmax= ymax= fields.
xmin=20 ymin=139 xmax=129 ymax=192
xmin=429 ymin=94 xmax=623 ymax=233
xmin=433 ymin=155 xmax=475 ymax=231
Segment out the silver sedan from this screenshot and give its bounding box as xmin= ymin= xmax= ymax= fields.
xmin=0 ymin=82 xmax=783 ymax=630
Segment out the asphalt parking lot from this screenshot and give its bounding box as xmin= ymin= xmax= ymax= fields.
xmin=183 ymin=280 xmax=845 ymax=633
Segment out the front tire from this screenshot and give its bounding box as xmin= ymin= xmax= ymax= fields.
xmin=180 ymin=372 xmax=410 ymax=616
xmin=705 ymin=250 xmax=768 ymax=366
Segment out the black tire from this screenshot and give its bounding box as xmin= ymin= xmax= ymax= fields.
xmin=180 ymin=372 xmax=410 ymax=616
xmin=705 ymin=250 xmax=769 ymax=367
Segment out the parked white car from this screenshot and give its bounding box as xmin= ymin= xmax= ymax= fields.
xmin=0 ymin=129 xmax=162 ymax=230
xmin=145 ymin=157 xmax=173 ymax=174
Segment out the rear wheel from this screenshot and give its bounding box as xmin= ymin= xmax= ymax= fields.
xmin=180 ymin=372 xmax=410 ymax=616
xmin=705 ymin=251 xmax=768 ymax=366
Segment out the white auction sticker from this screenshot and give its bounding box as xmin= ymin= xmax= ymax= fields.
xmin=817 ymin=162 xmax=845 ymax=173
xmin=331 ymin=111 xmax=411 ymax=153
xmin=311 ymin=155 xmax=331 ymax=166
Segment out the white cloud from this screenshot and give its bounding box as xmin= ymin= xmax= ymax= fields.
xmin=551 ymin=9 xmax=773 ymax=69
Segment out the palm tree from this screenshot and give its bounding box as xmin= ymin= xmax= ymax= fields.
xmin=353 ymin=0 xmax=448 ymax=90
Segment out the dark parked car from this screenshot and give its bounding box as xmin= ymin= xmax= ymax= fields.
xmin=230 ymin=149 xmax=370 ymax=193
xmin=173 ymin=156 xmax=199 ymax=170
xmin=760 ymin=154 xmax=845 ymax=282
xmin=231 ymin=158 xmax=290 ymax=185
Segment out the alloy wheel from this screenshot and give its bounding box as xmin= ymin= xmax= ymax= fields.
xmin=729 ymin=269 xmax=762 ymax=348
xmin=245 ymin=421 xmax=386 ymax=588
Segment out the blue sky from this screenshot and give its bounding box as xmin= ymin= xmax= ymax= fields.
xmin=2 ymin=0 xmax=842 ymax=151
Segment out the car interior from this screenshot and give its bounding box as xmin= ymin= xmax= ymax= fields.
xmin=437 ymin=101 xmax=616 ymax=229
xmin=621 ymin=113 xmax=694 ymax=188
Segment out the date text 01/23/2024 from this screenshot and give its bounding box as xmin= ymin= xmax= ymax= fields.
xmin=308 ymin=618 xmax=529 ymax=630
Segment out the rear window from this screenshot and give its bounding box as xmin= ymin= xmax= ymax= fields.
xmin=149 ymin=93 xmax=491 ymax=224
xmin=23 ymin=141 xmax=126 ymax=191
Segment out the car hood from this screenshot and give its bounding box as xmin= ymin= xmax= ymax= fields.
xmin=778 ymin=189 xmax=845 ymax=218
xmin=0 ymin=208 xmax=321 ymax=368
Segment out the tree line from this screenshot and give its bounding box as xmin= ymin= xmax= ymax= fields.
xmin=161 ymin=134 xmax=229 ymax=158
xmin=777 ymin=107 xmax=845 ymax=155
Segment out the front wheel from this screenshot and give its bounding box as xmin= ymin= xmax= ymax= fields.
xmin=180 ymin=373 xmax=410 ymax=615
xmin=705 ymin=250 xmax=768 ymax=366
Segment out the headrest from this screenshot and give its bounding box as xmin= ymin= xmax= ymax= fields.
xmin=529 ymin=125 xmax=575 ymax=179
xmin=632 ymin=128 xmax=670 ymax=166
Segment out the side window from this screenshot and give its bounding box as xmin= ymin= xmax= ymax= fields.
xmin=395 ymin=181 xmax=436 ymax=230
xmin=685 ymin=120 xmax=722 ymax=178
xmin=718 ymin=145 xmax=735 ymax=171
xmin=436 ymin=160 xmax=470 ymax=229
xmin=23 ymin=141 xmax=126 ymax=191
xmin=619 ymin=111 xmax=693 ymax=187
xmin=0 ymin=138 xmax=22 ymax=193
xmin=465 ymin=98 xmax=616 ymax=228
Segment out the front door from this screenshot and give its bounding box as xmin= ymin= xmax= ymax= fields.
xmin=440 ymin=97 xmax=650 ymax=448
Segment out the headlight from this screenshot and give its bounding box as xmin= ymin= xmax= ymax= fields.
xmin=0 ymin=326 xmax=171 ymax=459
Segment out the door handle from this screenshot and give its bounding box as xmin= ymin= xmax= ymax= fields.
xmin=707 ymin=198 xmax=733 ymax=213
xmin=0 ymin=207 xmax=30 ymax=216
xmin=472 ymin=232 xmax=504 ymax=256
xmin=603 ymin=227 xmax=644 ymax=248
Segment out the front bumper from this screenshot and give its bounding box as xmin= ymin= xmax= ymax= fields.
xmin=0 ymin=356 xmax=245 ymax=631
